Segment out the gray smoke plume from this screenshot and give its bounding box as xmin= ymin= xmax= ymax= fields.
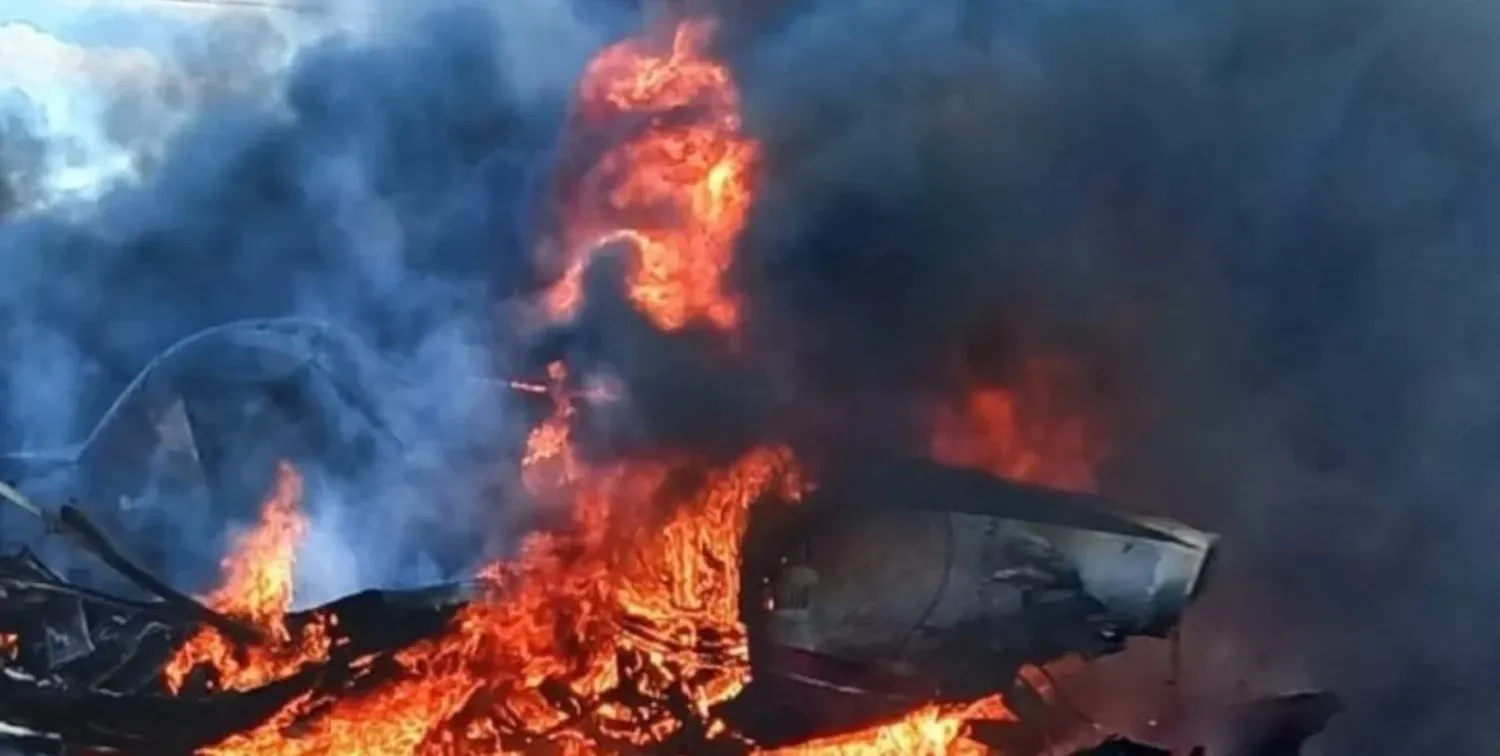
xmin=97 ymin=11 xmax=293 ymax=176
xmin=0 ymin=95 xmax=49 ymax=218
xmin=0 ymin=0 xmax=611 ymax=602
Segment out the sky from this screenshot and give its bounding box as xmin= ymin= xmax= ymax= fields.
xmin=0 ymin=0 xmax=294 ymax=199
xmin=2 ymin=0 xmax=255 ymax=51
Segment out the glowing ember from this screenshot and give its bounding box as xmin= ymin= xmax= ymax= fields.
xmin=545 ymin=18 xmax=755 ymax=333
xmin=0 ymin=632 xmax=16 ymax=661
xmin=164 ymin=462 xmax=330 ymax=694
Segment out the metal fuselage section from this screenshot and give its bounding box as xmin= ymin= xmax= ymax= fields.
xmin=738 ymin=460 xmax=1217 ymax=745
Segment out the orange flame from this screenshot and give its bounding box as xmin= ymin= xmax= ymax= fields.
xmin=545 ymin=18 xmax=754 ymax=333
xmin=520 ymin=362 xmax=583 ymax=495
xmin=931 ymin=357 xmax=1102 ymax=492
xmin=770 ymin=695 xmax=1015 ymax=756
xmin=198 ymin=447 xmax=802 ymax=755
xmin=167 ymin=14 xmax=1058 ymax=756
xmin=164 ymin=462 xmax=330 ymax=694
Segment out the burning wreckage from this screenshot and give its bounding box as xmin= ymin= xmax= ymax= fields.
xmin=0 ymin=9 xmax=1341 ymax=756
xmin=0 ymin=320 xmax=1336 ymax=755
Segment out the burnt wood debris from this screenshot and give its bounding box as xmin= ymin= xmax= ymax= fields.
xmin=0 ymin=321 xmax=1337 ymax=754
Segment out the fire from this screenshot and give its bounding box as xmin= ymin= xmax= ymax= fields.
xmin=165 ymin=13 xmax=1046 ymax=756
xmin=545 ymin=18 xmax=754 ymax=333
xmin=770 ymin=705 xmax=975 ymax=756
xmin=770 ymin=696 xmax=1014 ymax=756
xmin=520 ymin=362 xmax=582 ymax=494
xmin=199 ymin=447 xmax=801 ymax=755
xmin=191 ymin=442 xmax=992 ymax=755
xmin=164 ymin=462 xmax=331 ymax=694
xmin=931 ymin=357 xmax=1102 ymax=492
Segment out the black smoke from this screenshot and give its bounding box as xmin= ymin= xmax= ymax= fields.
xmin=690 ymin=0 xmax=1500 ymax=751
